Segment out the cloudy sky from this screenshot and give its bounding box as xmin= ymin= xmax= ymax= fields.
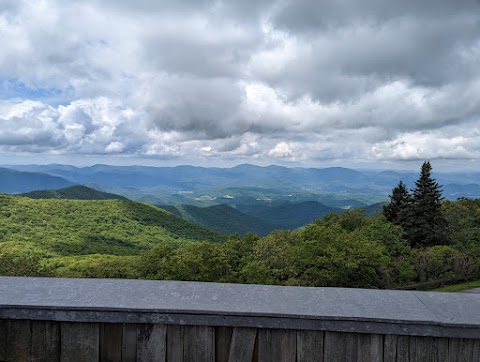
xmin=1 ymin=0 xmax=480 ymax=170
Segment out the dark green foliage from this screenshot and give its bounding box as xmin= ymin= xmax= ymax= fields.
xmin=407 ymin=162 xmax=448 ymax=247
xmin=123 ymin=201 xmax=225 ymax=243
xmin=20 ymin=185 xmax=128 ymax=201
xmin=384 ymin=162 xmax=449 ymax=248
xmin=384 ymin=181 xmax=411 ymax=224
xmin=159 ymin=203 xmax=274 ymax=236
xmin=0 ymin=252 xmax=52 ymax=277
xmin=443 ymin=198 xmax=480 ymax=258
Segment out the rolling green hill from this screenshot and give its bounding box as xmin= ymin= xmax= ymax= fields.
xmin=20 ymin=185 xmax=128 ymax=200
xmin=0 ymin=195 xmax=226 ymax=259
xmin=160 ymin=203 xmax=275 ymax=236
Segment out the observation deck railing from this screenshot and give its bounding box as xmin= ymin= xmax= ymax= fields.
xmin=0 ymin=276 xmax=479 ymax=361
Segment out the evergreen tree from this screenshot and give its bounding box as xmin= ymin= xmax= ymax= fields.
xmin=407 ymin=161 xmax=448 ymax=247
xmin=383 ymin=181 xmax=411 ymax=225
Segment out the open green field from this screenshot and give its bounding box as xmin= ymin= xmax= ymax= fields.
xmin=430 ymin=279 xmax=480 ymax=292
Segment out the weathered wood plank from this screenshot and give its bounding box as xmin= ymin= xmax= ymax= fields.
xmin=396 ymin=335 xmax=410 ymax=362
xmin=31 ymin=320 xmax=60 ymax=362
xmin=228 ymin=327 xmax=257 ymax=362
xmin=472 ymin=339 xmax=480 ymax=362
xmin=383 ymin=335 xmax=397 ymax=362
xmin=137 ymin=324 xmax=166 ymax=362
xmin=410 ymin=336 xmax=435 ymax=362
xmin=167 ymin=325 xmax=184 ymax=362
xmin=4 ymin=319 xmax=32 ymax=362
xmin=100 ymin=323 xmax=123 ymax=362
xmin=257 ymin=329 xmax=296 ymax=362
xmin=433 ymin=337 xmax=449 ymax=362
xmin=296 ymin=330 xmax=324 ymax=362
xmin=357 ymin=333 xmax=383 ymax=362
xmin=122 ymin=324 xmax=138 ymax=361
xmin=324 ymin=331 xmax=346 ymax=361
xmin=345 ymin=332 xmax=359 ymax=361
xmin=183 ymin=325 xmax=215 ymax=362
xmin=60 ymin=322 xmax=99 ymax=362
xmin=448 ymin=337 xmax=480 ymax=362
xmin=256 ymin=329 xmax=272 ymax=362
xmin=215 ymin=326 xmax=233 ymax=362
xmin=0 ymin=319 xmax=7 ymax=361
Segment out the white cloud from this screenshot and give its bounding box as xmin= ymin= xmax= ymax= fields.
xmin=105 ymin=142 xmax=125 ymax=153
xmin=0 ymin=0 xmax=479 ymax=168
xmin=268 ymin=142 xmax=294 ymax=158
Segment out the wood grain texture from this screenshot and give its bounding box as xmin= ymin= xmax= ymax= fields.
xmin=0 ymin=319 xmax=7 ymax=361
xmin=296 ymin=330 xmax=324 ymax=362
xmin=183 ymin=326 xmax=215 ymax=362
xmin=60 ymin=322 xmax=99 ymax=362
xmin=167 ymin=325 xmax=184 ymax=362
xmin=357 ymin=333 xmax=383 ymax=362
xmin=122 ymin=323 xmax=138 ymax=362
xmin=448 ymin=337 xmax=480 ymax=362
xmin=324 ymin=331 xmax=346 ymax=361
xmin=410 ymin=336 xmax=434 ymax=362
xmin=100 ymin=323 xmax=123 ymax=362
xmin=215 ymin=326 xmax=233 ymax=362
xmin=4 ymin=319 xmax=32 ymax=362
xmin=228 ymin=327 xmax=257 ymax=362
xmin=31 ymin=320 xmax=60 ymax=362
xmin=396 ymin=335 xmax=410 ymax=362
xmin=137 ymin=324 xmax=166 ymax=362
xmin=257 ymin=329 xmax=296 ymax=362
xmin=1 ymin=318 xmax=480 ymax=362
xmin=433 ymin=337 xmax=449 ymax=362
xmin=472 ymin=339 xmax=480 ymax=362
xmin=383 ymin=334 xmax=397 ymax=362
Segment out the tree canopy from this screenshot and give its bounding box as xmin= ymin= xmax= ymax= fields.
xmin=384 ymin=161 xmax=448 ymax=247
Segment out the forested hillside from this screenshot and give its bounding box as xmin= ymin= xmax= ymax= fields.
xmin=20 ymin=185 xmax=128 ymax=200
xmin=1 ymin=163 xmax=479 ymax=288
xmin=160 ymin=204 xmax=274 ymax=236
xmin=0 ymin=195 xmax=226 ymax=277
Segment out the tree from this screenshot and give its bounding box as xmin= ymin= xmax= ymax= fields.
xmin=407 ymin=161 xmax=448 ymax=247
xmin=384 ymin=162 xmax=449 ymax=248
xmin=383 ymin=181 xmax=412 ymax=226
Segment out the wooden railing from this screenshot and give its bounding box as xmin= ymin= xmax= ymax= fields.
xmin=0 ymin=276 xmax=479 ymax=361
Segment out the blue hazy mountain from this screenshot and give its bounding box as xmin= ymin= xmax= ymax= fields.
xmin=3 ymin=163 xmax=479 ymax=202
xmin=0 ymin=167 xmax=75 ymax=193
xmin=235 ymin=201 xmax=341 ymax=230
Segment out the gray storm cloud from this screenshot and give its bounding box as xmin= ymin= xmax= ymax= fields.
xmin=0 ymin=0 xmax=479 ymax=167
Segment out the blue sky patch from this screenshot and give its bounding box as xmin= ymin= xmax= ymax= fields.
xmin=0 ymin=78 xmax=72 ymax=106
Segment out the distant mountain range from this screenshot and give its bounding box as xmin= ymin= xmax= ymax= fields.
xmin=235 ymin=201 xmax=340 ymax=230
xmin=0 ymin=167 xmax=75 ymax=193
xmin=2 ymin=164 xmax=479 ymax=208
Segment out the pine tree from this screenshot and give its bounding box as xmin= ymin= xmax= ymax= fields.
xmin=384 ymin=181 xmax=411 ymax=225
xmin=407 ymin=161 xmax=448 ymax=247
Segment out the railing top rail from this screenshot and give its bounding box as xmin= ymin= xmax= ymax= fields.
xmin=1 ymin=276 xmax=479 ymax=338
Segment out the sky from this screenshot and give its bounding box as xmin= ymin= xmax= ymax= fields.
xmin=1 ymin=0 xmax=480 ymax=170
